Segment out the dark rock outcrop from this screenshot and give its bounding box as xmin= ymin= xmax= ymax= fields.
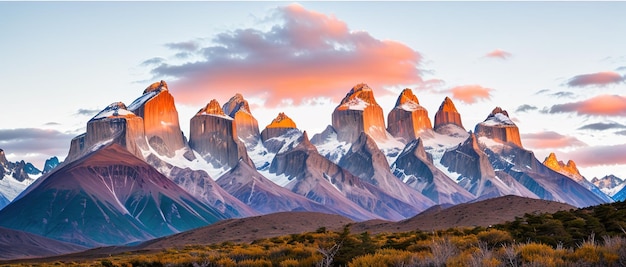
xmin=387 ymin=88 xmax=433 ymax=143
xmin=67 ymin=102 xmax=148 ymax=162
xmin=261 ymin=112 xmax=298 ymax=142
xmin=223 ymin=94 xmax=262 ymax=146
xmin=474 ymin=107 xmax=522 ymax=147
xmin=338 ymin=132 xmax=434 ymax=213
xmin=42 ymin=156 xmax=60 ymax=174
xmin=331 ymin=83 xmax=388 ymax=144
xmin=391 ymin=138 xmax=474 ymax=204
xmin=189 ymin=99 xmax=253 ymax=169
xmin=128 ymin=80 xmax=195 ymax=159
xmin=433 ymin=97 xmax=464 ymax=132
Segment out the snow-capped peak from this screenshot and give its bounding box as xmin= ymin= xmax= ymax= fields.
xmin=90 ymin=102 xmax=135 ymax=121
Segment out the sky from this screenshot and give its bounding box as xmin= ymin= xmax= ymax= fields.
xmin=1 ymin=2 xmax=625 ymax=180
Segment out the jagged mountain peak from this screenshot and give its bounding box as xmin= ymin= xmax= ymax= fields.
xmin=483 ymin=107 xmax=515 ymax=126
xmin=543 ymin=153 xmax=582 ymax=178
xmin=490 ymin=106 xmax=509 ymax=117
xmin=439 ymin=97 xmax=458 ymax=113
xmin=434 ymin=97 xmax=464 ymax=131
xmin=337 ymin=83 xmax=378 ymax=110
xmin=266 ymin=112 xmax=297 ymax=129
xmin=197 ymin=99 xmax=228 ymax=117
xmin=90 ymin=102 xmax=136 ymax=121
xmin=295 ymin=131 xmax=317 ymax=152
xmin=0 ymin=149 xmax=7 ymax=164
xmin=143 ymin=80 xmax=168 ymax=94
xmin=396 ymin=88 xmax=420 ymax=107
xmin=223 ymin=93 xmax=252 ymax=116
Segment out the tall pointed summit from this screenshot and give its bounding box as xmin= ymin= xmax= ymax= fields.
xmin=127 ymin=80 xmax=195 ymax=159
xmin=222 ymin=94 xmax=262 ymax=146
xmin=331 ymin=83 xmax=387 ymax=143
xmin=475 ymin=107 xmax=522 ymax=147
xmin=433 ymin=97 xmax=464 ymax=132
xmin=387 ymin=88 xmax=433 ymax=143
xmin=189 ymin=99 xmax=253 ymax=169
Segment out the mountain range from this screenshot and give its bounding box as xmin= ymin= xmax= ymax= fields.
xmin=0 ymin=80 xmax=622 ymax=259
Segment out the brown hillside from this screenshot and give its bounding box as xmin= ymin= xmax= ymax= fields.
xmin=139 ymin=211 xmax=353 ymax=250
xmin=352 ymin=195 xmax=575 ymax=233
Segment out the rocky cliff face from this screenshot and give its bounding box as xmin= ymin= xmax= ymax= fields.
xmin=261 ymin=112 xmax=298 ymax=142
xmin=338 ymin=132 xmax=435 ymax=212
xmin=189 ymin=99 xmax=253 ymax=169
xmin=67 ymin=102 xmax=148 ymax=162
xmin=391 ymin=138 xmax=474 ymax=205
xmin=269 ymin=132 xmax=419 ymax=221
xmin=475 ymin=107 xmax=522 ymax=147
xmin=42 ymin=157 xmax=60 ymax=174
xmin=216 ymin=158 xmax=334 ymax=215
xmin=331 ymin=83 xmax=388 ymax=144
xmin=440 ymin=133 xmax=535 ymax=199
xmin=387 ymin=88 xmax=433 ymax=143
xmin=128 ymin=80 xmax=194 ymax=159
xmin=433 ymin=97 xmax=465 ymax=132
xmin=223 ymin=94 xmax=261 ymax=146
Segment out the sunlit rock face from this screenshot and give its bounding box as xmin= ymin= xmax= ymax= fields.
xmin=189 ymin=99 xmax=253 ymax=169
xmin=543 ymin=152 xmax=582 ymax=181
xmin=223 ymin=94 xmax=261 ymax=145
xmin=387 ymin=88 xmax=433 ymax=143
xmin=331 ymin=83 xmax=387 ymax=144
xmin=433 ymin=97 xmax=465 ymax=133
xmin=474 ymin=107 xmax=522 ymax=147
xmin=261 ymin=112 xmax=298 ymax=142
xmin=67 ymin=102 xmax=148 ymax=162
xmin=128 ymin=80 xmax=193 ymax=159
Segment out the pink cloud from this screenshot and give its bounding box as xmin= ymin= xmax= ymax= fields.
xmin=566 ymin=71 xmax=624 ymax=87
xmin=444 ymin=85 xmax=493 ymax=104
xmin=521 ymin=131 xmax=587 ymax=149
xmin=562 ymin=144 xmax=626 ymax=167
xmin=485 ymin=49 xmax=512 ymax=60
xmin=149 ymin=4 xmax=423 ymax=107
xmin=549 ymin=95 xmax=626 ymax=116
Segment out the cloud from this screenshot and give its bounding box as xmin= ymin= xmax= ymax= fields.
xmin=616 ymin=130 xmax=626 ymax=136
xmin=566 ymin=71 xmax=625 ymax=87
xmin=165 ymin=41 xmax=200 ymax=52
xmin=564 ymin=144 xmax=626 ymax=167
xmin=141 ymin=57 xmax=166 ymax=66
xmin=577 ymin=122 xmax=626 ymax=131
xmin=616 ymin=66 xmax=626 ymax=72
xmin=484 ymin=49 xmax=512 ymax=60
xmin=515 ymin=104 xmax=538 ymax=113
xmin=147 ymin=4 xmax=423 ymax=107
xmin=0 ymin=128 xmax=75 ymax=160
xmin=549 ymin=95 xmax=626 ymax=116
xmin=550 ymin=91 xmax=575 ymax=98
xmin=534 ymin=89 xmax=550 ymax=95
xmin=443 ymin=85 xmax=493 ymax=104
xmin=76 ymin=108 xmax=101 ymax=116
xmin=521 ymin=131 xmax=587 ymax=149
xmin=44 ymin=122 xmax=61 ymax=126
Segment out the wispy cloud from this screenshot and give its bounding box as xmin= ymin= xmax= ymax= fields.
xmin=147 ymin=4 xmax=424 ymax=107
xmin=75 ymin=108 xmax=101 ymax=116
xmin=0 ymin=128 xmax=74 ymax=162
xmin=165 ymin=41 xmax=200 ymax=52
xmin=443 ymin=85 xmax=493 ymax=104
xmin=564 ymin=144 xmax=626 ymax=167
xmin=484 ymin=49 xmax=512 ymax=60
xmin=515 ymin=104 xmax=538 ymax=113
xmin=521 ymin=131 xmax=587 ymax=149
xmin=140 ymin=57 xmax=166 ymax=66
xmin=577 ymin=122 xmax=626 ymax=131
xmin=566 ymin=71 xmax=625 ymax=87
xmin=549 ymin=95 xmax=626 ymax=116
